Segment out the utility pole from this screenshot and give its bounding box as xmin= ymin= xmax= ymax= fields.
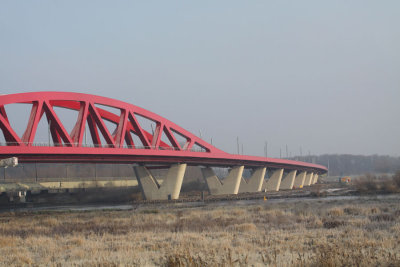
xmin=264 ymin=141 xmax=268 ymax=158
xmin=327 ymin=158 xmax=330 ymax=177
xmin=236 ymin=137 xmax=239 ymax=154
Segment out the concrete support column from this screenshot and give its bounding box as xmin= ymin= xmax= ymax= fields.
xmin=304 ymin=172 xmax=314 ymax=186
xmin=239 ymin=167 xmax=266 ymax=193
xmin=279 ymin=170 xmax=298 ymax=190
xmin=202 ymin=166 xmax=244 ymax=195
xmin=263 ymin=168 xmax=284 ymax=192
xmin=18 ymin=191 xmax=26 ymax=203
xmin=134 ymin=163 xmax=187 ymax=200
xmin=293 ymin=171 xmax=307 ymax=189
xmin=0 ymin=157 xmax=18 ymax=168
xmin=312 ymin=174 xmax=319 ymax=184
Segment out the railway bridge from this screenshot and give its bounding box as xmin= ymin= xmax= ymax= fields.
xmin=0 ymin=92 xmax=327 ymax=200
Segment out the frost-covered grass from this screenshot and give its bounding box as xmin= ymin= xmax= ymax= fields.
xmin=0 ymin=195 xmax=399 ymax=266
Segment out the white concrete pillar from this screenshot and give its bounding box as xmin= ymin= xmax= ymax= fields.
xmin=312 ymin=174 xmax=319 ymax=184
xmin=18 ymin=191 xmax=26 ymax=203
xmin=134 ymin=163 xmax=187 ymax=200
xmin=263 ymin=168 xmax=284 ymax=192
xmin=293 ymin=171 xmax=307 ymax=189
xmin=239 ymin=167 xmax=266 ymax=193
xmin=279 ymin=170 xmax=298 ymax=190
xmin=202 ymin=166 xmax=244 ymax=195
xmin=304 ymin=172 xmax=314 ymax=186
xmin=0 ymin=157 xmax=18 ymax=168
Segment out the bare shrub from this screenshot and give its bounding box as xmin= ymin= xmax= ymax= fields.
xmin=310 ymin=184 xmax=327 ymax=198
xmin=393 ymin=171 xmax=400 ymax=187
xmin=394 ymin=209 xmax=400 ymax=218
xmin=386 ymin=171 xmax=400 ymax=193
xmin=355 ymin=172 xmax=400 ymax=194
xmin=369 ymin=214 xmax=395 ymax=222
xmin=39 ymin=217 xmax=59 ymax=227
xmin=369 ymin=207 xmax=380 ymax=214
xmin=67 ymin=236 xmax=84 ymax=246
xmin=343 ymin=207 xmax=361 ymax=215
xmin=310 ymin=244 xmax=343 ymax=267
xmin=165 ymin=249 xmax=249 ymax=267
xmin=310 ymin=244 xmax=369 ymax=267
xmin=165 ymin=251 xmax=206 ymax=267
xmin=354 ymin=174 xmax=379 ymax=193
xmin=250 ymin=206 xmax=263 ymax=213
xmin=327 ymin=207 xmax=344 ymax=217
xmin=382 ymin=178 xmax=400 ymax=193
xmin=228 ymin=223 xmax=257 ymax=232
xmin=322 ymin=220 xmax=346 ymax=229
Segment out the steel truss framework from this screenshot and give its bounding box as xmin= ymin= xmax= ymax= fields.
xmin=0 ymin=92 xmax=327 ymax=174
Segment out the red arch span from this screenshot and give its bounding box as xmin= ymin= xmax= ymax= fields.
xmin=0 ymin=92 xmax=327 ymax=174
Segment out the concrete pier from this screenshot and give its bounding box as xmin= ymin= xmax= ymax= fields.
xmin=239 ymin=167 xmax=266 ymax=193
xmin=279 ymin=170 xmax=297 ymax=190
xmin=134 ymin=163 xmax=187 ymax=200
xmin=304 ymin=172 xmax=314 ymax=186
xmin=202 ymin=166 xmax=244 ymax=195
xmin=263 ymin=168 xmax=284 ymax=191
xmin=293 ymin=171 xmax=307 ymax=188
xmin=312 ymin=174 xmax=319 ymax=184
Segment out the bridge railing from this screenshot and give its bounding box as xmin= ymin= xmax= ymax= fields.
xmin=0 ymin=142 xmax=207 ymax=152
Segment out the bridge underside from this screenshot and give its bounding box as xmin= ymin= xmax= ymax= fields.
xmin=0 ymin=162 xmax=324 ymax=201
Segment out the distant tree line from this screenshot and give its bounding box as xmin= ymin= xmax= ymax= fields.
xmin=291 ymin=154 xmax=400 ymax=176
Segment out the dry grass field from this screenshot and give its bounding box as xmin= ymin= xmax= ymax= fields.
xmin=0 ymin=194 xmax=399 ymax=266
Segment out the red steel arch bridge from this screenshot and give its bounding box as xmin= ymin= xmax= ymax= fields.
xmin=0 ymin=92 xmax=327 ymax=200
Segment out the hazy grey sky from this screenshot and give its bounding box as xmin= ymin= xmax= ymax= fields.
xmin=1 ymin=1 xmax=399 ymax=157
